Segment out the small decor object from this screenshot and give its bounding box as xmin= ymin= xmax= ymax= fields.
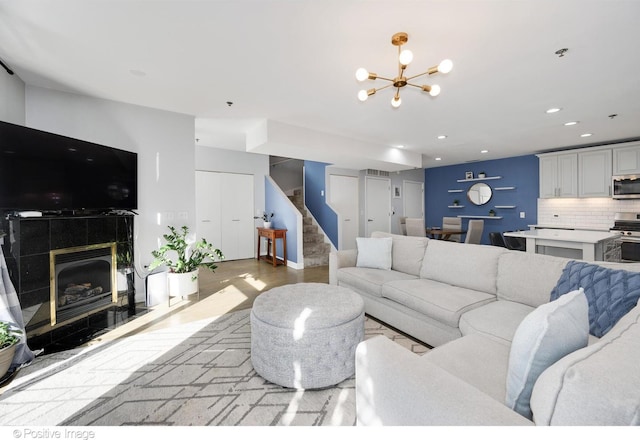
xmin=465 ymin=171 xmax=473 ymax=180
xmin=393 ymin=185 xmax=401 ymax=199
xmin=149 ymin=225 xmax=224 ymax=299
xmin=478 ymin=172 xmax=486 ymax=178
xmin=0 ymin=321 xmax=21 ymax=378
xmin=262 ymin=212 xmax=274 ymax=229
xmin=453 ymin=199 xmax=460 ymax=206
xmin=489 ymin=209 xmax=496 ymax=217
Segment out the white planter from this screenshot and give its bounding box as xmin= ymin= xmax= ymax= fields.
xmin=167 ymin=269 xmax=199 ymax=298
xmin=263 ymin=221 xmax=272 ymax=229
xmin=0 ymin=343 xmax=16 ymax=379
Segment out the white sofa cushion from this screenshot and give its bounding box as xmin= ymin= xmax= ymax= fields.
xmin=497 ymin=251 xmax=569 ymax=307
xmin=505 ymin=289 xmax=589 ymax=419
xmin=381 ymin=278 xmax=495 ymax=328
xmin=530 ymin=300 xmax=640 ymax=425
xmin=459 ymin=300 xmax=535 ymax=345
xmin=356 ymin=237 xmax=392 ymax=270
xmin=424 ymin=333 xmax=511 ymax=403
xmin=420 ymin=240 xmax=506 ymax=294
xmin=371 ymin=231 xmax=429 ymax=276
xmin=337 ymin=267 xmax=418 ymax=298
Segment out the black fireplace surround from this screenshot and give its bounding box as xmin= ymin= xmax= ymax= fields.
xmin=0 ymin=213 xmax=140 ymax=352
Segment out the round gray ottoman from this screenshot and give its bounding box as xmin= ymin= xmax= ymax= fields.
xmin=250 ymin=282 xmax=365 ymax=389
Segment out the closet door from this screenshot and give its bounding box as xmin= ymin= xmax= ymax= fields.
xmin=195 ymin=171 xmax=222 ymax=252
xmin=196 ymin=171 xmax=254 ymax=261
xmin=219 ymin=173 xmax=255 ymax=260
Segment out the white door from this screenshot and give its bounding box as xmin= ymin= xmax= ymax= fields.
xmin=195 ymin=171 xmax=222 ymax=251
xmin=403 ymin=180 xmax=424 ymax=218
xmin=329 ymin=174 xmax=359 ymax=250
xmin=196 ymin=171 xmax=255 ymax=261
xmin=219 ymin=173 xmax=255 ymax=260
xmin=365 ymin=176 xmax=391 ymax=237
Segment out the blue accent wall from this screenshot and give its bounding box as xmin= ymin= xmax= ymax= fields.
xmin=304 ymin=160 xmax=338 ymax=248
xmin=424 ymin=155 xmax=539 ymax=245
xmin=265 ymin=176 xmax=298 ymax=263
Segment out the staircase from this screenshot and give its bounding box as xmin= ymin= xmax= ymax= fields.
xmin=288 ymin=189 xmax=331 ymax=267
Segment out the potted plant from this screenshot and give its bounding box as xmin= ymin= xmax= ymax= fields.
xmin=149 ymin=225 xmax=224 ymax=299
xmin=0 ymin=321 xmax=21 ymax=378
xmin=262 ymin=212 xmax=274 ymax=229
xmin=489 ymin=209 xmax=496 ymax=217
xmin=453 ymin=199 xmax=460 ymax=206
xmin=478 ymin=171 xmax=486 ymax=179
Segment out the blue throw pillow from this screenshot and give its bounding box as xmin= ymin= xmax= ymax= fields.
xmin=550 ymin=261 xmax=640 ymax=337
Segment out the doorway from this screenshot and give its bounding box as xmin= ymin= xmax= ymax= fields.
xmin=365 ymin=176 xmax=391 ymax=237
xmin=329 ymin=174 xmax=359 ymax=249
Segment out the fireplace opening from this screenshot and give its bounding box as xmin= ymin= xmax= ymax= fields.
xmin=50 ymin=243 xmax=117 ymax=327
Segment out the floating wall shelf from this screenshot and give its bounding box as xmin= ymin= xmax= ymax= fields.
xmin=494 ymin=186 xmax=516 ymax=191
xmin=457 ymin=215 xmax=503 ymax=219
xmin=456 ymin=176 xmax=502 ymax=183
xmin=494 ymin=205 xmax=516 ymax=209
xmin=448 ymin=205 xmax=465 ymax=208
xmin=447 ymin=189 xmax=464 ymax=193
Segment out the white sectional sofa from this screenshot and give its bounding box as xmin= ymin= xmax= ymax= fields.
xmin=329 ymin=231 xmax=640 ymax=425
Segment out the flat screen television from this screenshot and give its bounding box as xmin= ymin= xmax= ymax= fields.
xmin=0 ymin=120 xmax=137 ymax=213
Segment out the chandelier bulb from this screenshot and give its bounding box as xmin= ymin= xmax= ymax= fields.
xmin=355 ymin=68 xmax=369 ymax=82
xmin=391 ymin=96 xmax=401 ymax=108
xmin=438 ymin=59 xmax=453 ymax=74
xmin=429 ymin=84 xmax=441 ymax=97
xmin=358 ymin=90 xmax=369 ymax=101
xmin=399 ymin=49 xmax=413 ymax=66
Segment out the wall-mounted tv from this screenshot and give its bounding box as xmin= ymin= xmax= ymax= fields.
xmin=0 ymin=120 xmax=137 ymax=213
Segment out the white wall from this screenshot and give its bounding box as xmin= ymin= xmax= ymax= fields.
xmin=25 ymin=86 xmax=196 ymax=301
xmin=0 ymin=71 xmax=25 ymax=124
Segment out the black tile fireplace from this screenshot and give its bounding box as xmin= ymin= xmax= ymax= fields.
xmin=0 ymin=213 xmax=143 ymax=352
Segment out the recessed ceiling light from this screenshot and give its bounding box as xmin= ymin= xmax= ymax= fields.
xmin=435 ymin=157 xmax=442 ymax=161
xmin=480 ymin=150 xmax=489 ymax=154
xmin=546 ymin=108 xmax=562 ymax=114
xmin=581 ymin=133 xmax=593 ymax=137
xmin=437 ymin=135 xmax=447 ymax=140
xmin=396 ymin=145 xmax=405 ymax=149
xmin=564 ymin=121 xmax=579 ymax=126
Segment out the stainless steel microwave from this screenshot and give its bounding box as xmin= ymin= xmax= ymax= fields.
xmin=612 ymin=175 xmax=640 ymax=199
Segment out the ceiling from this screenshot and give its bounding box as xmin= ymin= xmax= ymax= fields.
xmin=2 ymin=0 xmax=640 ymax=171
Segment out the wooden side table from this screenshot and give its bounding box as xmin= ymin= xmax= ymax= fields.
xmin=257 ymin=227 xmax=287 ymax=267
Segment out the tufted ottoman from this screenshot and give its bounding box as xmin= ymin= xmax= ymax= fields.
xmin=250 ymin=282 xmax=365 ymax=389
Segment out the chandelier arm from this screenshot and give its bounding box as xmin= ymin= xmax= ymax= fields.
xmin=374 ymin=75 xmax=395 ymax=83
xmin=405 ymin=71 xmax=430 ymax=82
xmin=373 ymin=83 xmax=395 ymax=93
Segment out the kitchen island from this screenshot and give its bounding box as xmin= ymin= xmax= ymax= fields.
xmin=503 ymin=229 xmax=619 ymax=261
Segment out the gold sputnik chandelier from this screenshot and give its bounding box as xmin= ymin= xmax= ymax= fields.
xmin=356 ymin=32 xmax=453 ymax=108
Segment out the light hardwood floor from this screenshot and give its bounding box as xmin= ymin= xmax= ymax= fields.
xmin=85 ymin=259 xmax=329 ymax=346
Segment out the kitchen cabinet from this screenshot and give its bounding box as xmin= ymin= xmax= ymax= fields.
xmin=613 ymin=142 xmax=640 ymax=175
xmin=538 ymin=153 xmax=577 ymax=198
xmin=578 ymin=149 xmax=612 ymax=197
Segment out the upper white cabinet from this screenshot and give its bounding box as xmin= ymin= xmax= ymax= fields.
xmin=578 ymin=149 xmax=612 ymax=197
xmin=613 ymin=142 xmax=640 ymax=175
xmin=538 ymin=153 xmax=577 ymax=198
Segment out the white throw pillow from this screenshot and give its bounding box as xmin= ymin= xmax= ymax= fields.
xmin=356 ymin=237 xmax=393 ymax=270
xmin=505 ymin=288 xmax=589 ymax=419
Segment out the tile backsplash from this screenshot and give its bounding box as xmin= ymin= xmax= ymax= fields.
xmin=537 ymin=198 xmax=640 ymax=231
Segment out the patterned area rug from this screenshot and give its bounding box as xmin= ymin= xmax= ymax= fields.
xmin=0 ymin=309 xmax=428 ymax=426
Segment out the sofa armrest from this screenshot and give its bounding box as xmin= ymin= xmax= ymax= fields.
xmin=329 ymin=249 xmax=357 ymax=285
xmin=355 ymin=336 xmax=533 ymax=426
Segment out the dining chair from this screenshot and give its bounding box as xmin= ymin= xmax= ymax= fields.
xmin=464 ymin=220 xmax=484 ymax=244
xmin=442 ymin=217 xmax=462 ymax=242
xmin=405 ymin=218 xmax=426 ymax=237
xmin=503 ymin=231 xmax=526 ymax=251
xmin=398 ymin=216 xmax=407 ymax=235
xmin=489 ymin=231 xmax=507 ymax=248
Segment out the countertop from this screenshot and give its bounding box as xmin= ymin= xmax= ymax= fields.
xmin=504 ymin=229 xmax=619 ymax=244
xmin=527 ymin=224 xmax=611 ymax=232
